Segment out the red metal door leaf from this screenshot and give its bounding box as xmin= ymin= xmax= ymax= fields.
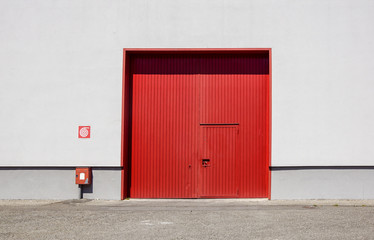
xmin=199 ymin=126 xmax=238 ymax=197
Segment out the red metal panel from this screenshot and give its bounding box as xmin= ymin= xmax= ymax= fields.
xmin=124 ymin=49 xmax=270 ymax=199
xmin=200 ymin=54 xmax=269 ymax=197
xmin=199 ymin=126 xmax=238 ymax=197
xmin=130 ymin=55 xmax=200 ymax=198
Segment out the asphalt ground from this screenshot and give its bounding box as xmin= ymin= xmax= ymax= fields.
xmin=1 ymin=199 xmax=374 ymax=240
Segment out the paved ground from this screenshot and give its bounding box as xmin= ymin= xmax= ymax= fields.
xmin=1 ymin=199 xmax=374 ymax=240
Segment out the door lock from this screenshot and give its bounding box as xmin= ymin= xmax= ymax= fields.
xmin=202 ymin=159 xmax=210 ymax=167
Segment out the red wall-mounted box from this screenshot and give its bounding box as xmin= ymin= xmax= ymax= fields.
xmin=75 ymin=168 xmax=92 ymax=185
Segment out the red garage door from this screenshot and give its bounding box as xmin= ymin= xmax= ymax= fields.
xmin=125 ymin=50 xmax=270 ymax=198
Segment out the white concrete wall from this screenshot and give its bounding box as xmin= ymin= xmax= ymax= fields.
xmin=1 ymin=0 xmax=373 ymax=166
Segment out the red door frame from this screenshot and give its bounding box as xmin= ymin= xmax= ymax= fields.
xmin=121 ymin=48 xmax=272 ymax=200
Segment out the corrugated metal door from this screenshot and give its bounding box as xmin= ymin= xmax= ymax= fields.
xmin=199 ymin=54 xmax=269 ymax=197
xmin=130 ymin=55 xmax=199 ymax=198
xmin=129 ymin=52 xmax=269 ymax=198
xmin=199 ymin=126 xmax=238 ymax=197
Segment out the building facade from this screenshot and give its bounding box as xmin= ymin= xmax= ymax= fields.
xmin=1 ymin=0 xmax=374 ymax=199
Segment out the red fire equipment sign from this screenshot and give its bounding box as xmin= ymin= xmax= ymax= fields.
xmin=78 ymin=126 xmax=91 ymax=138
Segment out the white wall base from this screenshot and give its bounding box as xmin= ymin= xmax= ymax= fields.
xmin=272 ymin=168 xmax=374 ymax=199
xmin=0 ymin=168 xmax=121 ymax=200
xmin=3 ymin=167 xmax=374 ymax=200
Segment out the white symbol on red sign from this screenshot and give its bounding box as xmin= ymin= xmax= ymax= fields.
xmin=78 ymin=126 xmax=91 ymax=138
